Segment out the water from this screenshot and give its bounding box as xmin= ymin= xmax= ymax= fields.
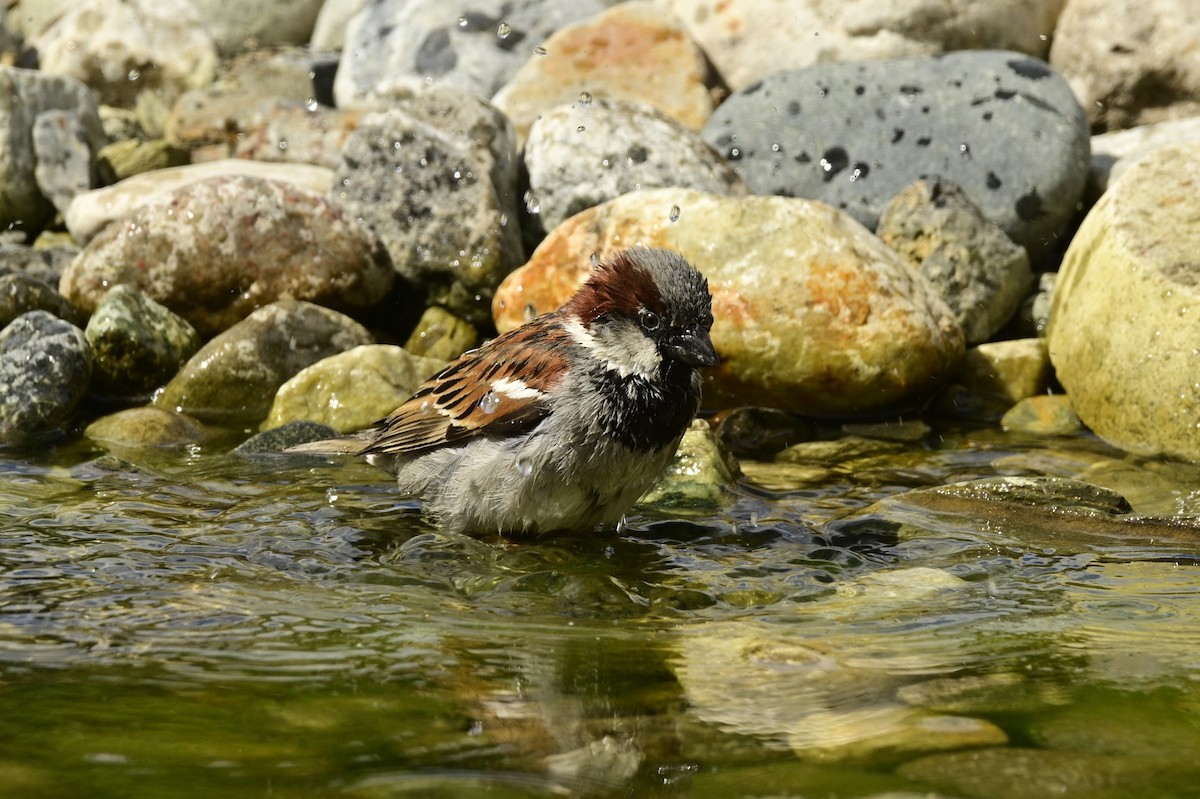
xmin=2 ymin=424 xmax=1200 ymax=797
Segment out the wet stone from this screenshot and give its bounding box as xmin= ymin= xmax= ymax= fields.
xmin=0 ymin=311 xmax=92 ymax=446
xmin=154 ymin=300 xmax=373 ymax=426
xmin=638 ymin=420 xmax=742 ymax=513
xmin=957 ymin=338 xmax=1051 ymax=404
xmin=85 ymin=407 xmax=207 ymax=450
xmin=702 ymin=50 xmax=1090 ymax=261
xmin=84 ymin=285 xmax=202 ymax=400
xmin=715 ymin=406 xmax=815 ymax=460
xmin=402 ymin=306 xmax=478 ymax=362
xmin=0 ymin=244 xmax=78 ymax=286
xmin=234 ymin=421 xmax=337 ymax=456
xmin=0 ymin=273 xmax=84 ymax=330
xmin=264 ymin=344 xmax=446 ymax=434
xmin=878 ymin=178 xmax=1032 ymax=344
xmin=1001 ymin=394 xmax=1082 ymax=436
xmin=96 ymin=139 xmax=190 ymax=184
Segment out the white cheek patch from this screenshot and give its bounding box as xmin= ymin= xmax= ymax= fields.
xmin=564 ymin=317 xmax=661 ymax=379
xmin=492 ymin=376 xmax=544 ymax=400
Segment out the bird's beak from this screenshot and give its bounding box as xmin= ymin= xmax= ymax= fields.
xmin=663 ymin=329 xmax=719 ymax=368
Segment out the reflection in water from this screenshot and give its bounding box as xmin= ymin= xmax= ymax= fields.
xmin=2 ymin=426 xmax=1200 ymax=796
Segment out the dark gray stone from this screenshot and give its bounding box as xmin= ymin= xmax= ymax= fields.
xmin=0 ymin=244 xmax=78 ymax=286
xmin=333 ymin=0 xmax=606 ymax=108
xmin=702 ymin=50 xmax=1090 ymax=261
xmin=32 ymin=109 xmax=96 ymax=215
xmin=234 ymin=420 xmax=337 ymax=457
xmin=154 ymin=300 xmax=373 ymax=426
xmin=878 ymin=178 xmax=1033 ymax=344
xmin=0 ymin=310 xmax=92 ymax=445
xmin=330 ymin=90 xmax=523 ymax=327
xmin=0 ymin=273 xmax=84 ymax=330
xmin=85 ymin=285 xmax=202 ymax=400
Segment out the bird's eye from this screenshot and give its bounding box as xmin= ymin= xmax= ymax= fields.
xmin=639 ymin=308 xmax=661 ymax=331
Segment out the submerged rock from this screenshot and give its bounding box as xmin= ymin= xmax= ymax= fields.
xmin=154 ymin=300 xmax=373 ymax=425
xmin=0 ymin=311 xmax=92 ymax=445
xmin=85 ymin=407 xmax=207 ymax=449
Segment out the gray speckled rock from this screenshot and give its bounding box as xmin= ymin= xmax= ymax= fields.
xmin=702 ymin=51 xmax=1090 ymax=261
xmin=878 ymin=179 xmax=1032 ymax=344
xmin=187 ymin=0 xmax=324 ymax=53
xmin=154 ymin=300 xmax=373 ymax=425
xmin=333 ymin=0 xmax=606 ymax=109
xmin=234 ymin=420 xmax=338 ymax=457
xmin=0 ymin=273 xmax=84 ymax=330
xmin=32 ymin=110 xmax=96 ymax=215
xmin=524 ymin=98 xmax=748 ymax=236
xmin=61 ymin=175 xmax=395 ymax=337
xmin=0 ymin=244 xmax=78 ymax=286
xmin=0 ymin=65 xmax=105 ymax=233
xmin=330 ymin=91 xmax=523 ymax=327
xmin=0 ymin=311 xmax=92 ymax=445
xmin=85 ymin=285 xmax=201 ymax=400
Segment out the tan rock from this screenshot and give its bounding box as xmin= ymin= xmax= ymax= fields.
xmin=492 ymin=2 xmax=714 ymax=143
xmin=1048 ymin=142 xmax=1200 ymax=461
xmin=494 ymin=189 xmax=964 ymax=414
xmin=958 ymin=339 xmax=1051 ymax=403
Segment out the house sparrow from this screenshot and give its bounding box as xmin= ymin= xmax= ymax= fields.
xmin=293 ymin=247 xmax=718 ymax=535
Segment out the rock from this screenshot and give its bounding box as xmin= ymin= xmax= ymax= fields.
xmin=676 ymin=618 xmax=1005 ymax=762
xmin=233 ymin=420 xmax=339 ymax=457
xmin=494 ymin=189 xmax=964 ymax=414
xmin=65 ymin=159 xmax=335 ymax=243
xmin=957 ymin=338 xmax=1052 ymax=403
xmin=637 ymin=420 xmax=741 ymax=512
xmin=402 ymin=306 xmax=478 ymax=361
xmin=30 ymin=0 xmax=217 ymax=109
xmin=333 ymin=0 xmax=607 ymax=109
xmin=899 ymin=748 xmax=1176 ymax=799
xmin=96 ymin=139 xmax=190 ymax=184
xmin=330 ymin=92 xmax=522 ymax=328
xmin=1049 ymin=0 xmax=1200 ymax=133
xmin=493 ymin=2 xmax=716 ymax=144
xmin=84 ymin=285 xmax=202 ymax=400
xmin=61 ymin=175 xmax=395 ymax=337
xmin=1048 ymin=142 xmax=1200 ymax=462
xmin=311 ymin=0 xmax=371 ymax=51
xmin=154 ymin=300 xmax=373 ymax=425
xmin=777 ymin=436 xmax=906 ymax=467
xmin=0 ymin=65 xmax=106 ymax=233
xmin=715 ymin=406 xmax=815 ymax=460
xmin=661 ymin=0 xmax=1065 ymax=92
xmin=1012 ymin=271 xmax=1057 ymax=338
xmin=187 ymin=0 xmax=324 ymax=53
xmin=0 ymin=273 xmax=84 ymax=330
xmin=523 ymin=98 xmax=748 ymax=237
xmin=6 ymin=0 xmax=76 ymax=39
xmin=0 ymin=244 xmax=77 ymax=286
xmin=98 ymin=105 xmax=144 ymax=143
xmin=841 ymin=419 xmax=933 ymax=443
xmin=898 ymin=672 xmax=1065 ymax=716
xmin=85 ymin=406 xmax=207 ymax=449
xmin=31 ymin=110 xmax=96 ymax=215
xmin=0 ymin=311 xmax=92 ymax=445
xmin=701 ymin=51 xmax=1091 ymax=261
xmin=1088 ymin=116 xmax=1200 ymax=200
xmin=168 ymin=98 xmax=356 ymax=168
xmin=263 ymin=344 xmax=446 ymax=433
xmin=878 ymin=179 xmax=1032 ymax=343
xmin=1001 ymin=394 xmax=1082 ymax=436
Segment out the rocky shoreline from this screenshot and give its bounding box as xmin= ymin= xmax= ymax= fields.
xmin=1 ymin=0 xmax=1199 ymax=470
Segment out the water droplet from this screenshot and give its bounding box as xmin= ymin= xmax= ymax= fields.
xmin=457 ymin=16 xmax=469 ymax=27
xmin=304 ymin=98 xmax=319 ymax=112
xmin=590 ymin=253 xmax=601 ymax=267
xmin=576 ymin=125 xmax=585 ymax=133
xmin=532 ymin=45 xmax=548 ymax=56
xmin=479 ymin=391 xmax=501 ymax=414
xmin=497 ymin=21 xmax=511 ymax=39
xmin=669 ymin=205 xmax=681 ymax=222
xmin=523 ymin=303 xmax=537 ymax=321
xmin=127 ymin=69 xmax=140 ymax=82
xmin=523 ymin=190 xmax=541 ymax=215
xmin=578 ymin=91 xmax=593 ymax=107
xmin=516 ymin=458 xmax=533 ymax=477
xmin=419 ymin=400 xmax=433 ymax=415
